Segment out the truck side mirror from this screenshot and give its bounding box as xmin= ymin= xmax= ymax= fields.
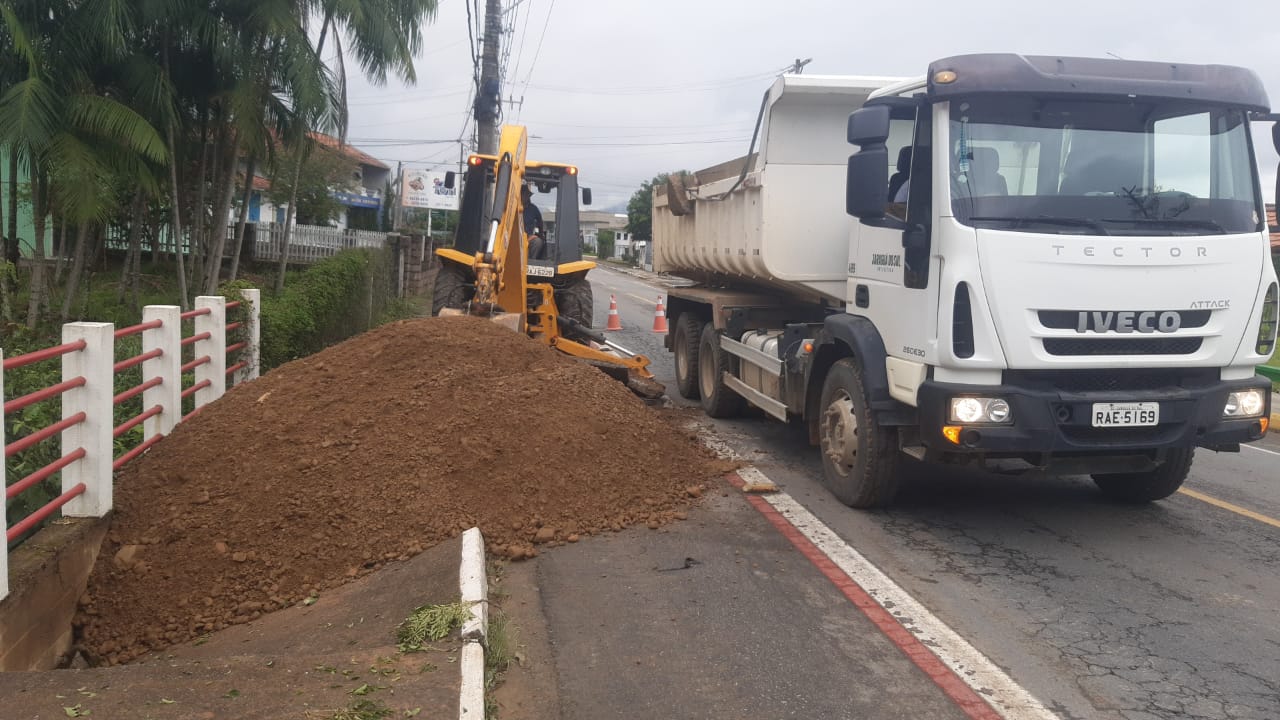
xmin=847 ymin=149 xmax=889 ymax=218
xmin=582 ymin=187 xmax=592 ymax=206
xmin=846 ymin=105 xmax=893 ymax=219
xmin=444 ymin=171 xmax=456 ymax=189
xmin=848 ymin=105 xmax=891 ymax=146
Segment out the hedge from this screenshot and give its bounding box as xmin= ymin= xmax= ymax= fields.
xmin=255 ymin=247 xmax=398 ymax=370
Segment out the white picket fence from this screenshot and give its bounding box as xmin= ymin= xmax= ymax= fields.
xmin=254 ymin=223 xmax=389 ymax=264
xmin=1 ymin=291 xmax=261 ymax=601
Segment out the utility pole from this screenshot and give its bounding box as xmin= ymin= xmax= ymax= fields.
xmin=475 ymin=0 xmax=503 ymax=154
xmin=393 ymin=161 xmax=404 ymax=231
xmin=790 ymin=57 xmax=813 ymax=75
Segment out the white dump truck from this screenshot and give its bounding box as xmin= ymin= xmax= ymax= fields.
xmin=656 ymin=54 xmax=1279 ymax=508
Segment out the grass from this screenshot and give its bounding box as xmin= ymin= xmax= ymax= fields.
xmin=395 ymin=602 xmax=472 ymax=652
xmin=484 ymin=609 xmax=516 ymax=720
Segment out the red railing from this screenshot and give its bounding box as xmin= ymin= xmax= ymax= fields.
xmin=181 ymin=379 xmax=211 ymax=399
xmin=5 ymin=291 xmax=260 ymax=600
xmin=111 ymin=333 xmax=169 ymax=474
xmin=7 ymin=483 xmax=86 ymax=542
xmin=3 ymin=342 xmax=90 ymax=547
xmin=2 ymin=340 xmax=87 ymax=371
xmin=114 ymin=319 xmax=162 ymax=340
xmin=5 ymin=377 xmax=86 ymax=415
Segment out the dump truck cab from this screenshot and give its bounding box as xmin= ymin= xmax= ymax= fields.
xmin=843 ymin=55 xmax=1275 ymax=472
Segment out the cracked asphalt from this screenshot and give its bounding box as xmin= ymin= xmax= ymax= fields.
xmin=590 ymin=265 xmax=1280 ymax=720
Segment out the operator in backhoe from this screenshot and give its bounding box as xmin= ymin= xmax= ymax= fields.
xmin=522 ymin=184 xmax=546 ymax=260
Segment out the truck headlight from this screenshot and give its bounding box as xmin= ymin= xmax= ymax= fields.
xmin=1258 ymin=283 xmax=1277 ymax=356
xmin=1223 ymin=389 xmax=1265 ymax=418
xmin=950 ymin=397 xmax=1013 ymax=424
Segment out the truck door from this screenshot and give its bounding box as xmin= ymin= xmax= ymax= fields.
xmin=849 ymin=98 xmax=937 ymax=368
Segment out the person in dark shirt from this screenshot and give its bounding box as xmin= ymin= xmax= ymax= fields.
xmin=521 ymin=185 xmax=545 ymax=259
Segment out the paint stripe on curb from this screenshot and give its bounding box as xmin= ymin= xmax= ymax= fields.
xmin=727 ymin=469 xmax=1058 ymax=720
xmin=458 ymin=527 xmax=488 ymax=720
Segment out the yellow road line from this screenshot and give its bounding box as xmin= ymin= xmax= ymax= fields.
xmin=1178 ymin=487 xmax=1280 ymax=530
xmin=626 ymin=293 xmax=657 ymax=306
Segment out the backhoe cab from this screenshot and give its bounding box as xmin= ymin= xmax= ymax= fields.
xmin=431 ymin=125 xmax=663 ymax=398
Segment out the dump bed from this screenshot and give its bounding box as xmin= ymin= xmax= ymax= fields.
xmin=653 ymin=74 xmax=901 ymax=303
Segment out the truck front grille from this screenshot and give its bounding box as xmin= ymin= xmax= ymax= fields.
xmin=1005 ymin=368 xmax=1217 ymax=393
xmin=1060 ymin=425 xmax=1179 ymax=445
xmin=1043 ymin=337 xmax=1203 ymax=356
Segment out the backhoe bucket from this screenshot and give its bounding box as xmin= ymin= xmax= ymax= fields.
xmin=439 ymin=306 xmax=523 ymax=333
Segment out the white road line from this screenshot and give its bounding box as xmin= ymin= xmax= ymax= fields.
xmin=757 ymin=480 xmax=1059 ymax=720
xmin=1242 ymin=443 xmax=1280 ymax=458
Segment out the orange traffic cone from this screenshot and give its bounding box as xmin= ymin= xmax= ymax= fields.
xmin=652 ymin=296 xmax=669 ymax=333
xmin=606 ymin=294 xmax=623 ymax=331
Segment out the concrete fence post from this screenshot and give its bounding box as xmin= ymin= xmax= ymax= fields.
xmin=241 ymin=288 xmax=261 ymax=382
xmin=1 ymin=349 xmax=8 ymax=601
xmin=142 ymin=305 xmax=182 ymax=438
xmin=193 ymin=296 xmax=226 ymax=409
xmin=60 ymin=322 xmax=115 ymax=518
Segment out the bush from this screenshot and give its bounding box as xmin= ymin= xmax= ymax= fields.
xmin=259 ymin=248 xmax=395 ymax=369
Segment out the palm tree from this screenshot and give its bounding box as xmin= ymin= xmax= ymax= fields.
xmin=274 ymin=0 xmax=438 ymax=294
xmin=0 ymin=2 xmax=168 ymax=325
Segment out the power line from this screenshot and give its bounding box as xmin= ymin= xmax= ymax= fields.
xmin=515 ymin=0 xmax=556 ymax=120
xmin=508 ymin=0 xmax=535 ymax=93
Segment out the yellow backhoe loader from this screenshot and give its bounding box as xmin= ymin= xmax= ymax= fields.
xmin=431 ymin=124 xmax=664 ymax=398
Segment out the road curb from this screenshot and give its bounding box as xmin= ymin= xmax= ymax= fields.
xmin=458 ymin=527 xmax=487 ymax=719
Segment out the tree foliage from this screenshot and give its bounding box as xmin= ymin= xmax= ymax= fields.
xmin=268 ymin=142 xmax=358 ymax=226
xmin=625 ymin=174 xmax=667 ymax=242
xmin=597 ymin=229 xmax=615 ymax=260
xmin=0 ymin=0 xmax=439 ymax=328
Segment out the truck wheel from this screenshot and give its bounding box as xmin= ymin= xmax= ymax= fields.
xmin=555 ymin=276 xmax=594 ymax=328
xmin=673 ymin=313 xmax=704 ymax=399
xmin=432 ymin=262 xmax=473 ymax=316
xmin=698 ymin=323 xmax=744 ymax=418
xmin=817 ymin=357 xmax=900 ymax=508
xmin=1091 ymin=448 xmax=1193 ymax=502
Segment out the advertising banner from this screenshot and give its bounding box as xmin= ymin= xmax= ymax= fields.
xmin=402 ymin=169 xmax=459 ymax=210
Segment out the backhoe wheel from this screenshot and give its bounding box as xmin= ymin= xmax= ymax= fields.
xmin=817 ymin=357 xmax=900 ymax=508
xmin=673 ymin=313 xmax=704 ymax=400
xmin=1091 ymin=447 xmax=1193 ymax=503
xmin=555 ymin=276 xmax=594 ymax=328
xmin=697 ymin=323 xmax=744 ymax=418
xmin=432 ymin=262 xmax=473 ymax=316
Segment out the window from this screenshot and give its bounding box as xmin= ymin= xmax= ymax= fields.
xmin=949 ymin=97 xmax=1261 ymax=236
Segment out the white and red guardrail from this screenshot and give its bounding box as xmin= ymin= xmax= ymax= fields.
xmin=1 ymin=290 xmax=260 ymax=601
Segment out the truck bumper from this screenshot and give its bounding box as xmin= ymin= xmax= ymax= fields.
xmin=915 ymin=373 xmax=1270 ymax=462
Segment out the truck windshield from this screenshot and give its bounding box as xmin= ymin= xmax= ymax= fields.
xmin=948 ymin=97 xmax=1263 ymax=236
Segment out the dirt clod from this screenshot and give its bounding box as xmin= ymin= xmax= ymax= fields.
xmin=79 ymin=316 xmax=729 ymax=664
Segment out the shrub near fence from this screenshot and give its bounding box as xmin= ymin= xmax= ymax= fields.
xmin=259 ymin=248 xmax=398 ymax=370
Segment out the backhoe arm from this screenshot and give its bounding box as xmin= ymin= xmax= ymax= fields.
xmin=472 ymin=125 xmax=529 ymax=314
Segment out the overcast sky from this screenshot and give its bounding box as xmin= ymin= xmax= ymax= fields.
xmin=342 ymin=0 xmax=1280 ymax=211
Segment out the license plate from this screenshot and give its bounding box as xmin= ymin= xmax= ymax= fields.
xmin=1091 ymin=402 xmax=1159 ymax=428
xmin=527 ymin=264 xmax=555 ymax=277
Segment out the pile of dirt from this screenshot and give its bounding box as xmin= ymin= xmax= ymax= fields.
xmin=77 ymin=316 xmax=730 ymax=665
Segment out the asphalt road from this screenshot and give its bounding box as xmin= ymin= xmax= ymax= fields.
xmin=584 ymin=264 xmax=1280 ymax=720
